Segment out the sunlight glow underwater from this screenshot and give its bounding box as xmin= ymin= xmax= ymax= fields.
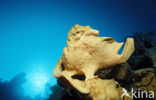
xmin=22 ymin=67 xmax=56 ymax=99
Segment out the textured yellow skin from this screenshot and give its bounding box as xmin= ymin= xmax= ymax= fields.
xmin=53 ymin=24 xmax=135 ymax=100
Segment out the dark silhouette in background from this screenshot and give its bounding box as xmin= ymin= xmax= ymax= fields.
xmin=128 ymin=32 xmax=156 ymax=70
xmin=0 ymin=73 xmax=34 ymax=100
xmin=47 ymin=84 xmax=80 ymax=100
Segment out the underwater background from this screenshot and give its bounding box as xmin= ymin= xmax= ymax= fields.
xmin=0 ymin=0 xmax=156 ymax=100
